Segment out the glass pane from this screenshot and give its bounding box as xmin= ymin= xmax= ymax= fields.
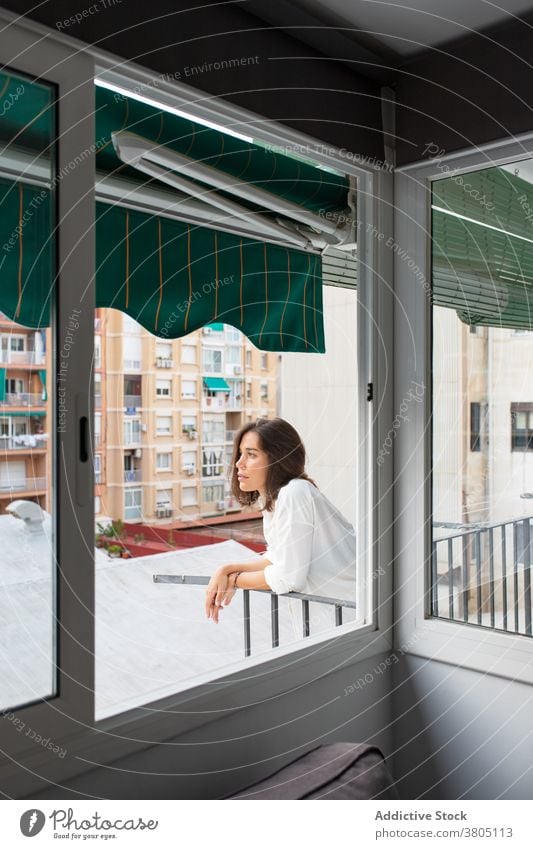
xmin=432 ymin=159 xmax=533 ymax=636
xmin=95 ymin=284 xmax=360 ymax=719
xmin=0 ymin=69 xmax=56 ymax=710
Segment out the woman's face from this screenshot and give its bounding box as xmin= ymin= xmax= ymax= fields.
xmin=236 ymin=430 xmax=269 ymax=494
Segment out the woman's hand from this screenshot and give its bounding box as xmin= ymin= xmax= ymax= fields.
xmin=205 ymin=566 xmax=237 ymax=623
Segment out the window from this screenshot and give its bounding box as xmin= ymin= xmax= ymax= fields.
xmin=470 ymin=402 xmax=481 ymax=452
xmin=261 ymin=352 xmax=268 ymax=369
xmin=511 ymin=404 xmax=533 ymax=451
xmin=94 ymin=335 xmax=101 ymax=368
xmin=156 ymin=342 xmax=172 ymax=359
xmin=156 ymin=451 xmax=172 ymax=470
xmin=203 ymin=348 xmax=223 ymax=373
xmin=202 ymin=483 xmax=224 ymax=503
xmin=123 ymin=418 xmax=141 ymax=445
xmin=182 ymin=415 xmax=197 ymax=434
xmin=181 ymin=344 xmax=196 ymax=364
xmin=202 ymin=448 xmax=223 ymax=477
xmin=245 ymin=349 xmax=252 ymax=368
xmin=124 ymin=488 xmax=142 ymax=520
xmin=203 ymin=418 xmax=225 ymax=443
xmin=429 ymin=156 xmax=533 ymax=639
xmin=156 ymin=416 xmax=172 ymax=436
xmin=182 ymin=485 xmax=198 ymax=506
xmin=156 ymin=379 xmax=172 ymax=397
xmin=226 ymin=346 xmax=241 ymax=366
xmin=94 ymin=454 xmax=101 ymax=483
xmin=6 ymin=378 xmax=24 ymax=395
xmin=156 ymin=488 xmax=172 ymax=507
xmin=95 ymin=495 xmax=101 ymax=514
xmin=260 ymin=381 xmax=268 ymax=400
xmin=123 ymin=334 xmax=141 ymax=369
xmin=225 ymin=325 xmax=241 ymax=342
xmin=182 ymin=450 xmax=196 ymax=473
xmin=181 ymin=379 xmax=196 ymax=399
xmin=246 ymin=380 xmax=252 ymax=400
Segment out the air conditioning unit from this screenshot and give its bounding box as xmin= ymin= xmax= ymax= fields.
xmin=141 ymin=424 xmax=148 ymax=432
xmin=133 ymin=448 xmax=142 ymax=458
xmin=216 ymin=500 xmax=226 ymax=511
xmin=233 ymin=365 xmax=242 ymax=375
xmin=188 ymin=430 xmax=197 ymax=440
xmin=155 ymin=358 xmax=163 ymax=367
xmin=164 ymin=359 xmax=174 ymax=368
xmin=155 ymin=507 xmax=166 ymax=518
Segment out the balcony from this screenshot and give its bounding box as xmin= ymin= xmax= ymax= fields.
xmin=0 ymin=350 xmax=44 ymax=366
xmin=0 ymin=476 xmax=47 ymax=494
xmin=124 ymin=469 xmax=142 ymax=483
xmin=124 ymin=394 xmax=142 ymax=408
xmin=3 ymin=393 xmax=46 ymax=407
xmin=0 ymin=434 xmax=48 ymax=451
xmin=153 ymin=574 xmax=357 ymax=657
xmin=433 ymin=516 xmax=533 ymax=636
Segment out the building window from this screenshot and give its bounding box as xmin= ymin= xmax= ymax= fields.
xmin=94 ymin=336 xmax=101 ymax=369
xmin=156 ymin=416 xmax=172 ymax=436
xmin=124 ymin=488 xmax=142 ymax=520
xmin=203 ymin=348 xmax=223 ymax=373
xmin=202 ymin=448 xmax=223 ymax=477
xmin=470 ymin=402 xmax=481 ymax=452
xmin=95 ymin=495 xmax=101 ymax=514
xmin=156 ymin=342 xmax=172 ymax=359
xmin=156 ymin=488 xmax=172 ymax=507
xmin=182 ymin=485 xmax=198 ymax=507
xmin=261 ymin=352 xmax=268 ymax=369
xmin=202 ymin=483 xmax=225 ymax=503
xmin=156 ymin=452 xmax=172 ymax=470
xmin=246 ymin=380 xmax=252 ymax=401
xmin=182 ymin=415 xmax=197 ymax=435
xmin=94 ymin=454 xmax=101 ymax=484
xmin=181 ymin=344 xmax=196 ymax=364
xmin=123 ymin=418 xmax=141 ymax=446
xmin=245 ymin=349 xmax=252 ymax=368
xmin=182 ymin=450 xmax=196 ymax=475
xmin=181 ymin=379 xmax=196 ymax=399
xmin=123 ymin=334 xmax=142 ymax=370
xmin=511 ymin=403 xmax=533 ymax=451
xmin=226 ymin=346 xmax=241 ymax=366
xmin=156 ymin=379 xmax=172 ymax=397
xmin=203 ymin=418 xmax=225 ymax=443
xmin=260 ymin=381 xmax=268 ymax=400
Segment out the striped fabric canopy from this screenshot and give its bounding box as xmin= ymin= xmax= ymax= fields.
xmin=432 ymin=167 xmax=533 ymax=329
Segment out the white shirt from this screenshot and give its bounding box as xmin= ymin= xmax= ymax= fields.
xmin=260 ymin=478 xmax=356 ymax=603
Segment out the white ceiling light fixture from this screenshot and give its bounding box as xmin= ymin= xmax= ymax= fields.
xmin=94 ymin=78 xmax=255 ymax=144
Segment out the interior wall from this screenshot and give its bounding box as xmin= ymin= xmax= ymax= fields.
xmin=391 ymin=655 xmax=533 ymax=800
xmin=395 ymin=11 xmax=533 ymax=166
xmin=1 ymin=0 xmax=385 ymax=161
xmin=26 ymin=652 xmax=394 ymax=800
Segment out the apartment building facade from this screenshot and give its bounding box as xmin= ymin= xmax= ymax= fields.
xmin=0 ymin=312 xmax=51 ymax=513
xmin=94 ymin=308 xmax=277 ymax=525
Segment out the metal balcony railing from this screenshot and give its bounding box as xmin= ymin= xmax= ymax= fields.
xmin=0 ymin=350 xmax=44 ymax=365
xmin=153 ymin=574 xmax=357 ymax=657
xmin=124 ymin=469 xmax=142 ymax=483
xmin=4 ymin=393 xmax=45 ymax=406
xmin=0 ymin=434 xmax=48 ymax=450
xmin=432 ymin=516 xmax=533 ymax=636
xmin=124 ymin=394 xmax=142 ymax=407
xmin=0 ymin=476 xmax=47 ymax=492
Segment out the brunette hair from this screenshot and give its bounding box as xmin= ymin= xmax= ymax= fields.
xmin=229 ymin=417 xmax=318 ymax=512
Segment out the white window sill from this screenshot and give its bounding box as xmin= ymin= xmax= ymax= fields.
xmin=400 ymin=616 xmax=533 ymax=684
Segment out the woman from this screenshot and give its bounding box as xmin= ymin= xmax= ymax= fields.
xmin=205 ymin=417 xmax=356 ymax=623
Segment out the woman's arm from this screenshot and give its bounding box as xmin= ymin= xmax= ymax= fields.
xmin=205 ymin=557 xmax=273 ymax=621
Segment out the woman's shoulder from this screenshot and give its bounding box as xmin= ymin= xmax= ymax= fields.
xmin=278 ymin=477 xmax=317 ymax=501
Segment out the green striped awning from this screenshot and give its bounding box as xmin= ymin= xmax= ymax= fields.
xmin=203 ymin=377 xmax=231 ymax=391
xmin=0 ymin=178 xmax=324 ymax=352
xmin=432 ymin=167 xmax=533 ymax=329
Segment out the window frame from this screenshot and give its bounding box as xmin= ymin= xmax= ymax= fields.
xmin=394 ymin=132 xmax=533 ymax=685
xmin=0 ymin=8 xmax=393 ymax=797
